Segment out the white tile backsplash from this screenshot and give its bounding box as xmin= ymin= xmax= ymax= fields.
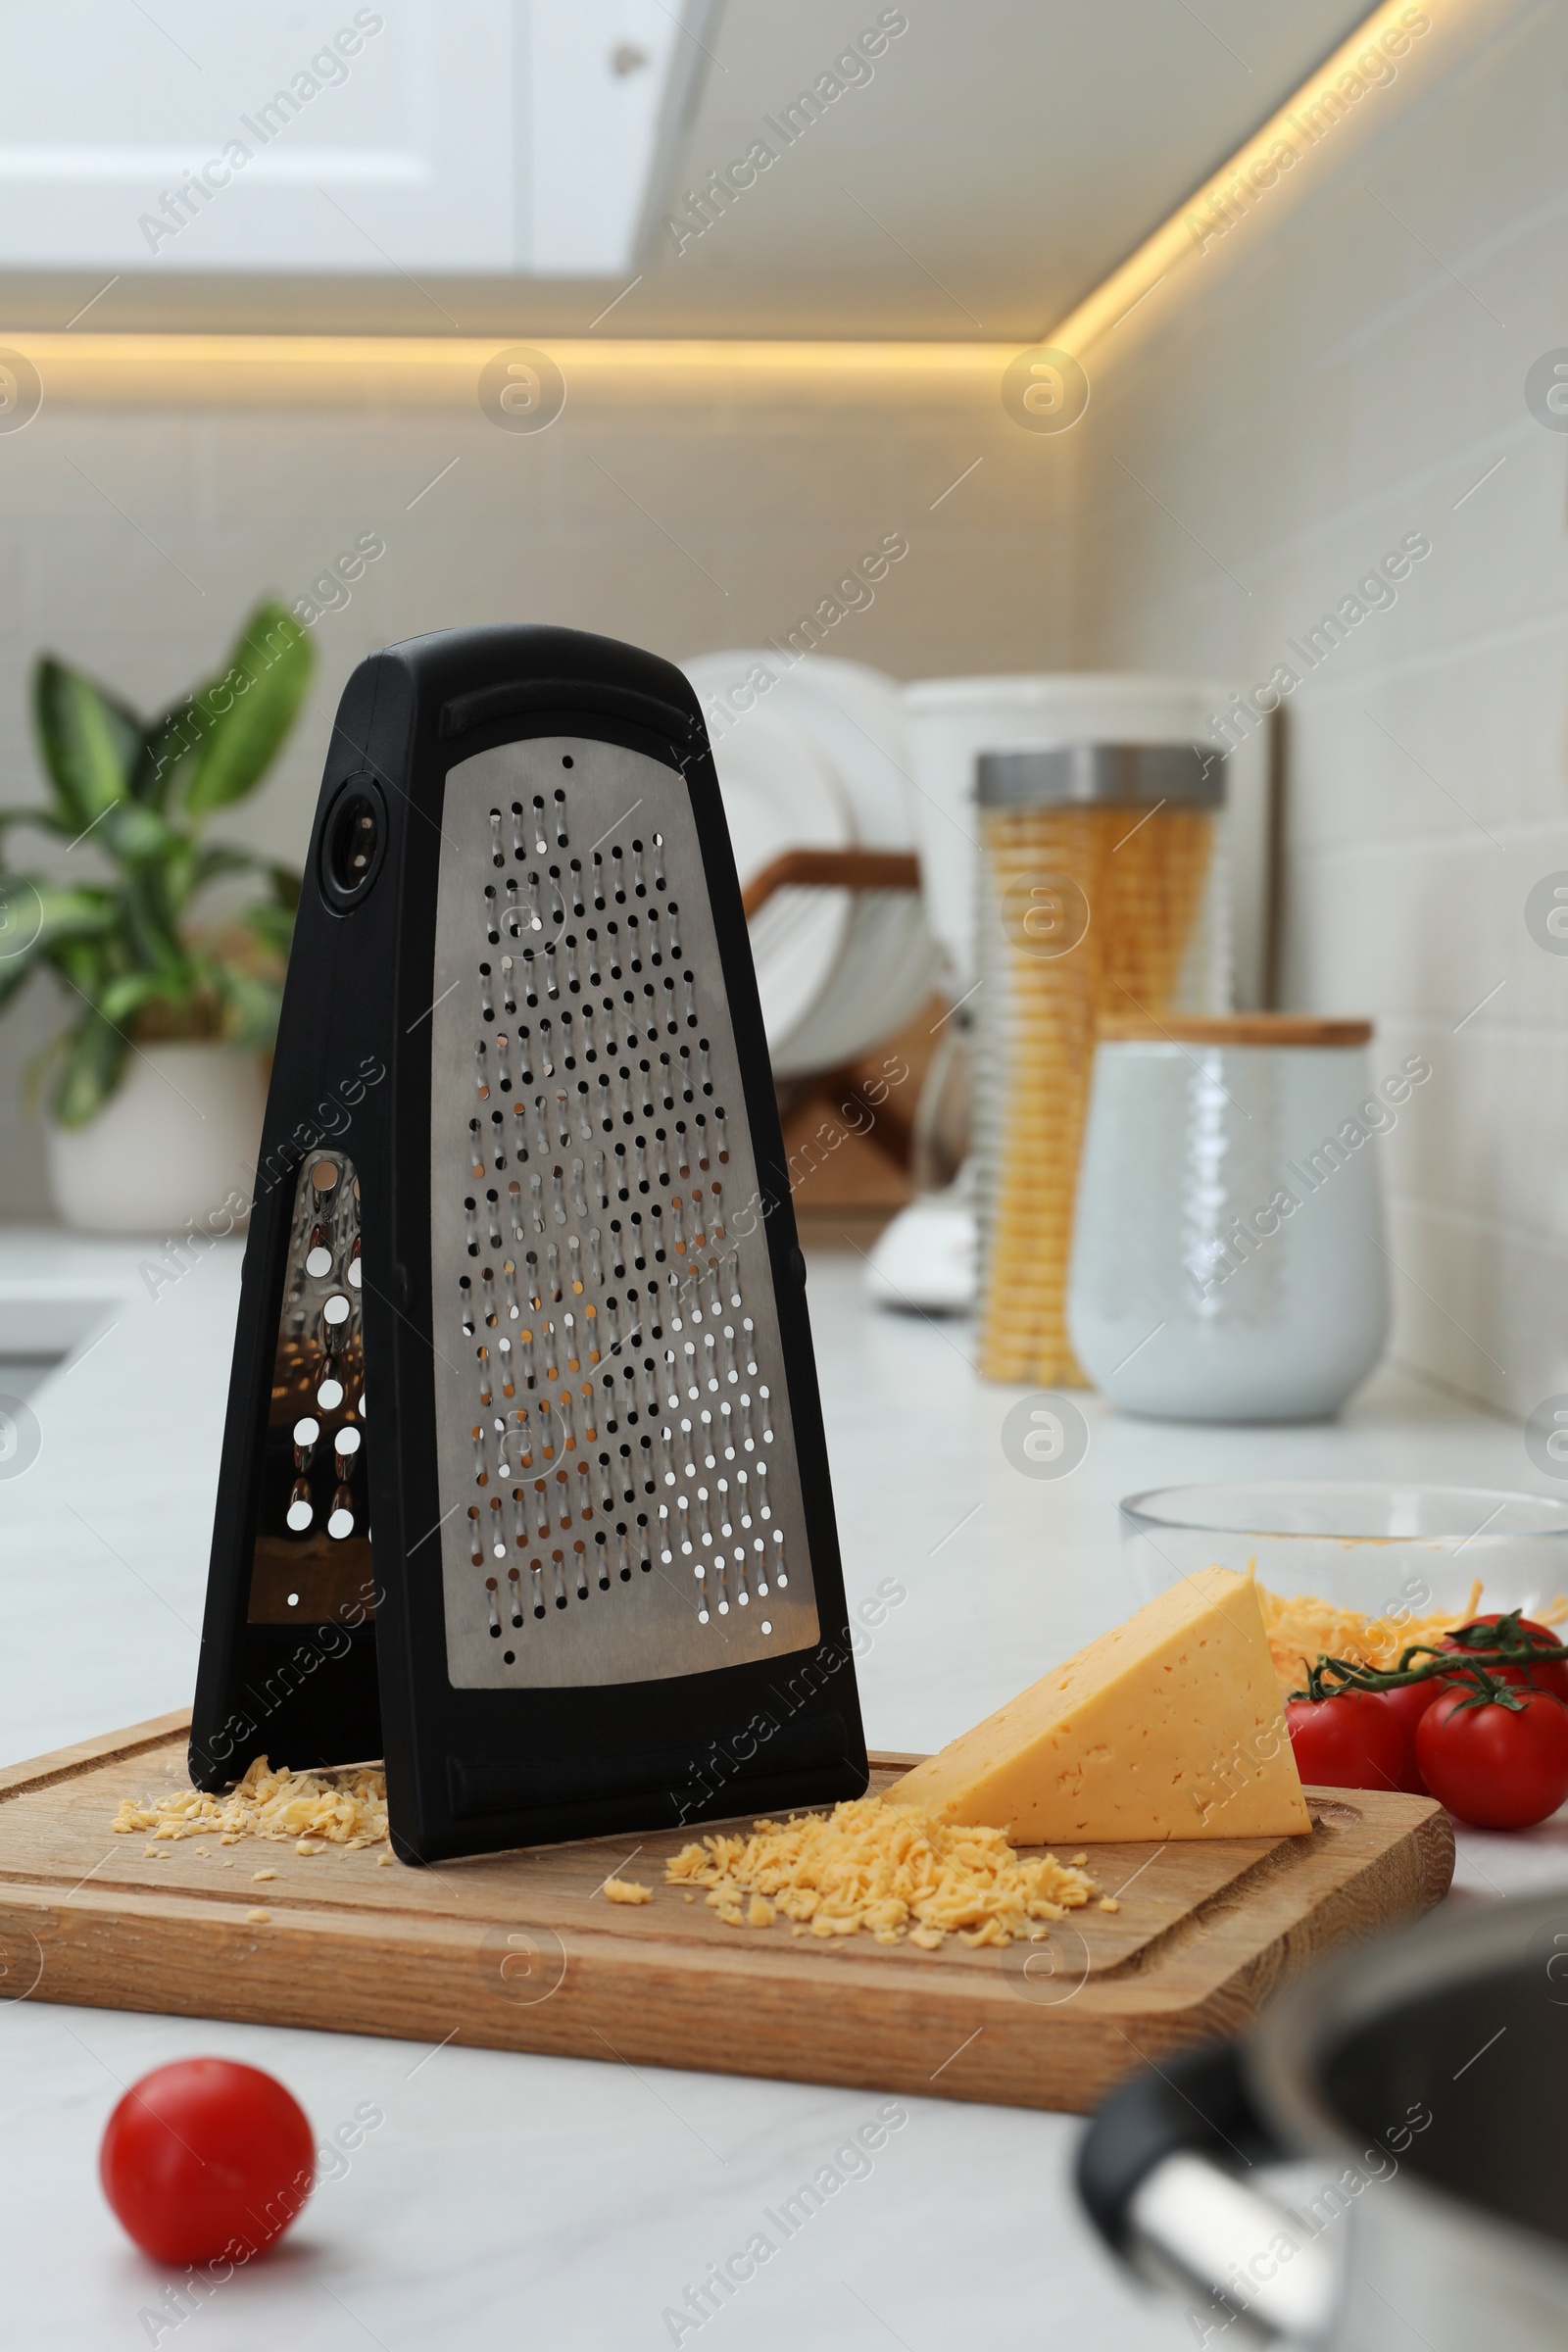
xmin=1387 ymin=1195 xmax=1568 ymax=1421
xmin=1060 ymin=0 xmax=1568 ymax=1413
xmin=0 ymin=363 xmax=1065 ymax=1215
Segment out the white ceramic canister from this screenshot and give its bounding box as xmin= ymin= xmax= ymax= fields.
xmin=1066 ymin=1014 xmax=1405 ymax=1422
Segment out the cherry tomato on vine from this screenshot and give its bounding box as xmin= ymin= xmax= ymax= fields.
xmin=1440 ymin=1614 xmax=1568 ymax=1703
xmin=1415 ymin=1684 xmax=1568 ymax=1830
xmin=100 ymin=2058 xmax=315 ymax=2265
xmin=1286 ymin=1691 xmax=1407 ymax=1792
xmin=1375 ymin=1676 xmax=1441 ymax=1796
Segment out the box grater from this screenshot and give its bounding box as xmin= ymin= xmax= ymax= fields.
xmin=190 ymin=625 xmax=868 ymax=1863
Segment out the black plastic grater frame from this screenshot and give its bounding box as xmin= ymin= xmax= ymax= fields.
xmin=189 ymin=624 xmax=869 ymax=1863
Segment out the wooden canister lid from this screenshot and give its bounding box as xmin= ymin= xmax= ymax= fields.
xmin=1097 ymin=1012 xmax=1373 ymax=1047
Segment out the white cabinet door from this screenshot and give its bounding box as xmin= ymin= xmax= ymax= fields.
xmin=0 ymin=0 xmax=699 ymax=275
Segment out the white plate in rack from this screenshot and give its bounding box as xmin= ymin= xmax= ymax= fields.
xmin=684 ymin=651 xmax=939 ymax=1075
xmin=752 ymin=655 xmax=913 ymax=851
xmin=677 ymin=672 xmax=854 ymax=1054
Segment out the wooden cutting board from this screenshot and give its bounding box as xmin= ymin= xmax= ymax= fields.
xmin=0 ymin=1713 xmax=1454 ymax=2115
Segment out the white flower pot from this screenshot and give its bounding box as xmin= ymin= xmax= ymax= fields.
xmin=46 ymin=1043 xmax=266 ymax=1236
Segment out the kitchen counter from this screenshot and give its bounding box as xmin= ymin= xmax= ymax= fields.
xmin=1 ymin=1226 xmax=1563 ymax=2350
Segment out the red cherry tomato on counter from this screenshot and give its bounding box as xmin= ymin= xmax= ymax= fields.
xmin=1415 ymin=1685 xmax=1568 ymax=1830
xmin=100 ymin=2058 xmax=315 ymax=2265
xmin=1440 ymin=1614 xmax=1568 ymax=1703
xmin=1286 ymin=1692 xmax=1407 ymax=1793
xmin=1373 ymin=1677 xmax=1442 ymax=1796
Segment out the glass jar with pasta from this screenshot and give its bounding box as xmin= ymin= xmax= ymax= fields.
xmin=973 ymin=741 xmax=1229 ymax=1387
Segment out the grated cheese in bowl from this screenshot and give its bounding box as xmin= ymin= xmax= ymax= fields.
xmin=113 ymin=1755 xmax=388 ymax=1850
xmin=1257 ymin=1579 xmax=1568 ymax=1694
xmin=661 ymin=1795 xmax=1098 ymax=1949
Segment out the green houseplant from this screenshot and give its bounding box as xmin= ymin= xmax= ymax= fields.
xmin=0 ymin=600 xmax=314 ymax=1230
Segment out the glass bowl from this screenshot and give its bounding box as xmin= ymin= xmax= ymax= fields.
xmin=1119 ymin=1481 xmax=1568 ymax=1620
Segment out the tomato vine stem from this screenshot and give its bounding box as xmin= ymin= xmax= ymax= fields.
xmin=1290 ymin=1609 xmax=1567 ymax=1713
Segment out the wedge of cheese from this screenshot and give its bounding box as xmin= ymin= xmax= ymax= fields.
xmin=889 ymin=1567 xmax=1311 ymax=1842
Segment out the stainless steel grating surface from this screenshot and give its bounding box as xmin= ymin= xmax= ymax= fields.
xmin=428 ymin=736 xmax=821 ymax=1689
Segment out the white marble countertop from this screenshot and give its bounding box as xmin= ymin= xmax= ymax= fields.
xmin=0 ymin=1224 xmax=1564 ymax=2350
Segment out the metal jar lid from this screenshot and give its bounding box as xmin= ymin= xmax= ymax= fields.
xmin=976 ymin=741 xmax=1226 ymax=810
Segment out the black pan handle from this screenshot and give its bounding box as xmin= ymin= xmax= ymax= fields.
xmin=1077 ymin=2043 xmax=1341 ymax=2344
xmin=1077 ymin=2040 xmax=1284 ymax=2249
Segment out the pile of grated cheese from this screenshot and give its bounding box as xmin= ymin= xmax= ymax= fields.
xmin=112 ymin=1755 xmax=388 ymax=1853
xmin=1257 ymin=1579 xmax=1568 ymax=1694
xmin=662 ymin=1795 xmax=1100 ymax=1949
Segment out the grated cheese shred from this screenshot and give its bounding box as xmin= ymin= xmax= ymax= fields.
xmin=659 ymin=1795 xmax=1097 ymax=1949
xmin=113 ymin=1755 xmax=388 ymax=1849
